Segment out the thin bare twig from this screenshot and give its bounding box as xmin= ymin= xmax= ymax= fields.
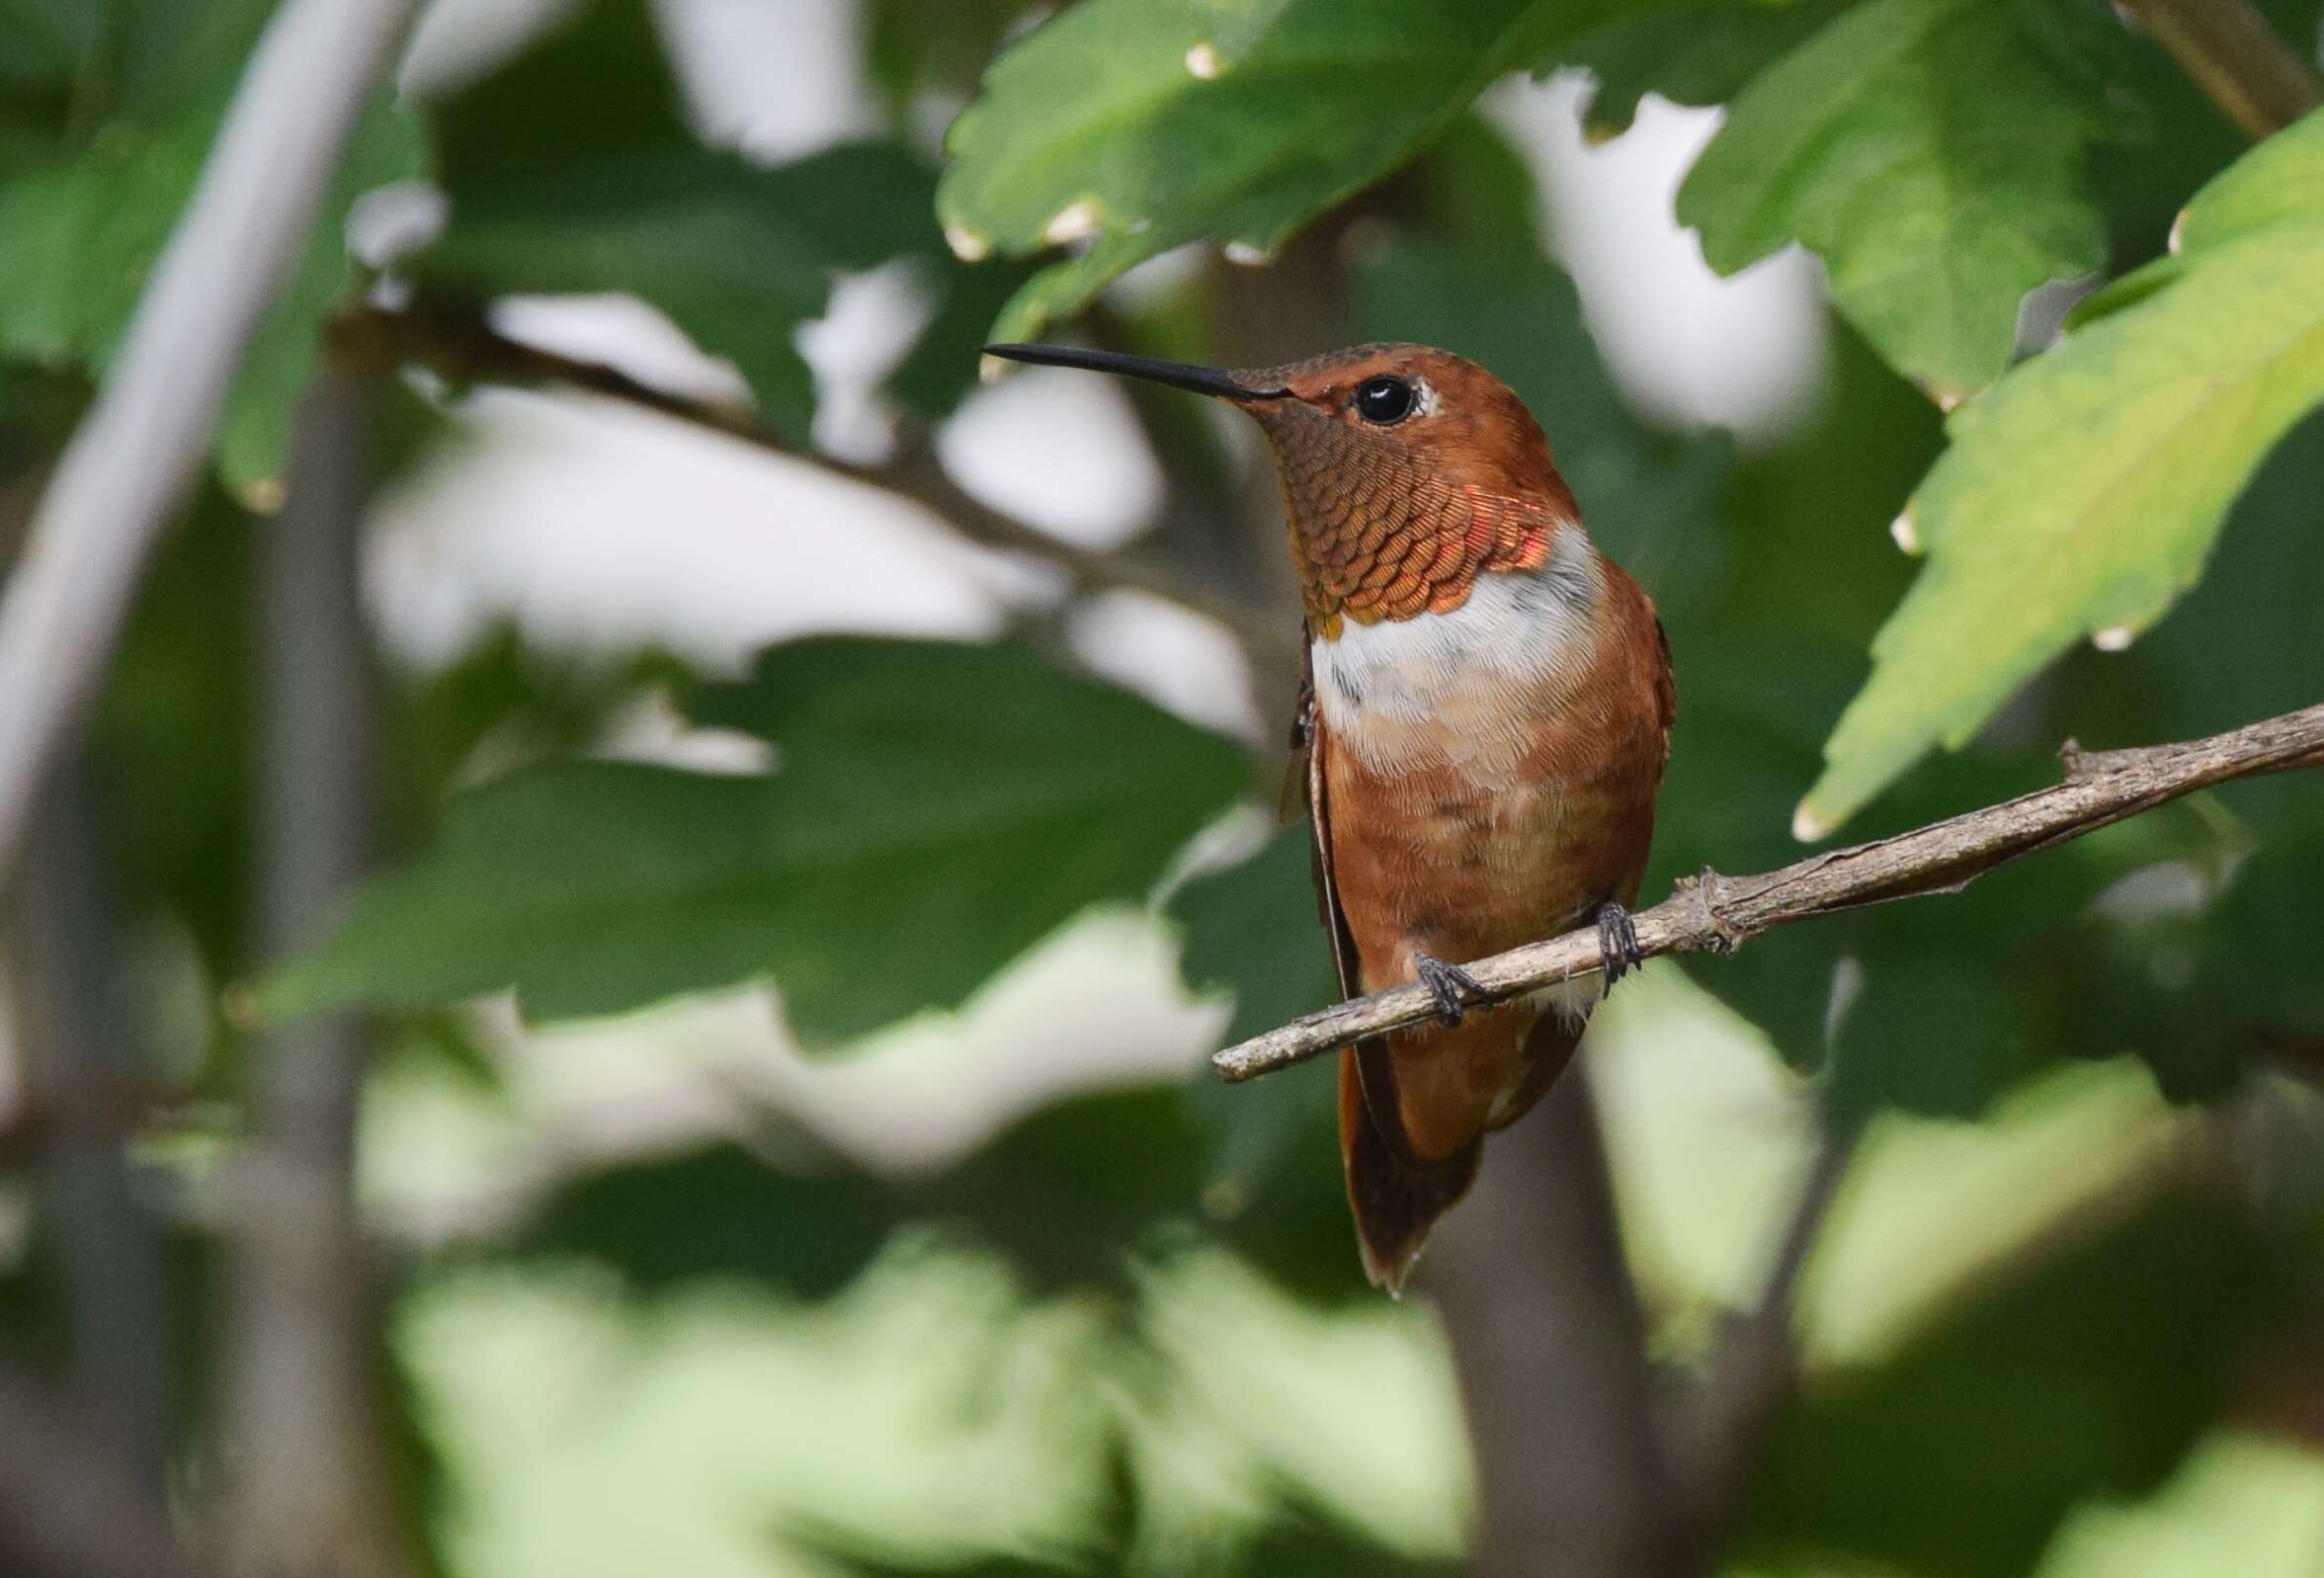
xmin=1215 ymin=702 xmax=2324 ymax=1082
xmin=335 ymin=300 xmax=1299 ymax=675
xmin=0 ymin=0 xmax=419 ymax=894
xmin=2114 ymin=0 xmax=2322 ymax=140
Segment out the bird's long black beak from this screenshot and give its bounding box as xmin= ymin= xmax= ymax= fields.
xmin=982 ymin=343 xmax=1288 ymax=401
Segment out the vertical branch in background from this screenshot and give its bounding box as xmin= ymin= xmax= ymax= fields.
xmin=218 ymin=368 xmax=411 ymax=1578
xmin=2114 ymin=0 xmax=2322 ymax=139
xmin=9 ymin=766 xmax=174 ymax=1494
xmin=0 ymin=1362 xmax=196 ymax=1578
xmin=1424 ymin=1065 xmax=1691 ymax=1578
xmin=0 ymin=0 xmax=416 ymax=892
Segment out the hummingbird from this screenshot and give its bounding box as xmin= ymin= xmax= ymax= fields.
xmin=984 ymin=341 xmax=1674 ymax=1291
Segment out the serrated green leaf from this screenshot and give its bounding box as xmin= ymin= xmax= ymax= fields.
xmin=1800 ymin=109 xmax=2324 ymax=834
xmin=1678 ymin=0 xmax=2132 ymax=400
xmin=411 ymin=0 xmax=937 ymax=440
xmin=1563 ymin=0 xmax=1849 ymax=139
xmin=266 ymin=639 xmax=1248 ymax=1046
xmin=937 ymin=0 xmax=1616 ymax=343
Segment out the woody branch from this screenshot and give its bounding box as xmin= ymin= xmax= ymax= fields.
xmin=1214 ymin=701 xmax=2324 ymax=1083
xmin=332 ymin=299 xmax=1299 ymax=677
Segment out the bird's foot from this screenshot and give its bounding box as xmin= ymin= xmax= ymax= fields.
xmin=1596 ymin=900 xmax=1643 ymax=989
xmin=1413 ymin=953 xmax=1491 ymax=1027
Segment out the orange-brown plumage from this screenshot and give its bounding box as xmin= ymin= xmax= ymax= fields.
xmin=1247 ymin=347 xmax=1579 ymax=633
xmin=983 ymin=338 xmax=1675 ymax=1291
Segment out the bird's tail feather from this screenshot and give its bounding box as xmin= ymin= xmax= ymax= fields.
xmin=1338 ymin=1049 xmax=1480 ymax=1293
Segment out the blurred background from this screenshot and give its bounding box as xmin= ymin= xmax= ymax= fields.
xmin=3 ymin=0 xmax=2324 ymax=1575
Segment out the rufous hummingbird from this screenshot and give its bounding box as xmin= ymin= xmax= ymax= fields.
xmin=984 ymin=342 xmax=1674 ymax=1291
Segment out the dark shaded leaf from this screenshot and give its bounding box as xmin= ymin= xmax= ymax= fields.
xmin=1169 ymin=824 xmax=1361 ymax=1303
xmin=1737 ymin=1196 xmax=2280 ymax=1576
xmin=1563 ymin=0 xmax=1852 ymax=137
xmin=513 ymin=1144 xmax=903 ymax=1301
xmin=0 ymin=0 xmax=419 ymax=490
xmin=413 ymin=0 xmax=940 ymax=440
xmin=269 ymin=639 xmax=1248 ymax=1046
xmin=92 ymin=479 xmax=254 ymax=972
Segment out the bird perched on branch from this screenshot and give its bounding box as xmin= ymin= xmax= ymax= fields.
xmin=984 ymin=341 xmax=1674 ymax=1291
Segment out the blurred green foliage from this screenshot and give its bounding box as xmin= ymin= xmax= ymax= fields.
xmin=1745 ymin=1198 xmax=2282 ymax=1577
xmin=266 ymin=638 xmax=1248 ymax=1043
xmin=1804 ymin=111 xmax=2324 ymax=832
xmin=0 ymin=0 xmax=418 ymax=490
xmin=6 ymin=0 xmax=2324 ymax=1575
xmin=413 ymin=0 xmax=942 ymax=439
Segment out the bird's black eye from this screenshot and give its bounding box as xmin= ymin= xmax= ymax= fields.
xmin=1353 ymin=374 xmax=1416 ymax=425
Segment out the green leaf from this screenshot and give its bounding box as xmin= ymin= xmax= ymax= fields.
xmin=1799 ymin=109 xmax=2324 ymax=835
xmin=883 ymin=252 xmax=1038 ymax=422
xmin=0 ymin=0 xmax=420 ymax=492
xmin=1175 ymin=824 xmax=1338 ymax=1053
xmin=1677 ymin=0 xmax=2132 ymax=401
xmin=412 ymin=0 xmax=938 ymax=440
xmin=1672 ymin=660 xmax=2251 ymax=1119
xmin=510 ymin=1089 xmax=1211 ymax=1297
xmin=0 ymin=0 xmax=101 ymax=90
xmin=513 ymin=1144 xmax=903 ymax=1300
xmin=1172 ymin=827 xmax=1338 ymax=1185
xmin=937 ymin=0 xmax=1614 ymax=343
xmin=267 ymin=639 xmax=1248 ymax=1045
xmin=1563 ymin=0 xmax=1850 ymax=139
xmin=0 ymin=132 xmax=195 ymax=369
xmin=94 ymin=478 xmax=256 ymax=974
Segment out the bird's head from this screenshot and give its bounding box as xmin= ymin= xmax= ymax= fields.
xmin=983 ymin=341 xmax=1580 ymax=635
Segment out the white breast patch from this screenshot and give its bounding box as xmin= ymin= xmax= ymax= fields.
xmin=1311 ymin=528 xmax=1602 ymax=778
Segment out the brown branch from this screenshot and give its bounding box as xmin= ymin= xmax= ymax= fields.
xmin=0 ymin=1360 xmax=199 ymax=1578
xmin=1427 ymin=1067 xmax=1692 ymax=1577
xmin=334 ymin=300 xmax=1298 ymax=676
xmin=9 ymin=761 xmax=173 ymax=1499
xmin=1214 ymin=702 xmax=2324 ymax=1082
xmin=2115 ymin=0 xmax=2322 ymax=140
xmin=215 ymin=368 xmax=414 ymax=1578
